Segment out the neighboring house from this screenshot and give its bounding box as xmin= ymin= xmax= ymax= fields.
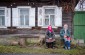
xmin=75 ymin=0 xmax=85 ymax=11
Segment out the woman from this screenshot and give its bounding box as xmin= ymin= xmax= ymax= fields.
xmin=45 ymin=25 xmax=55 ymax=48
xmin=60 ymin=24 xmax=71 ymax=50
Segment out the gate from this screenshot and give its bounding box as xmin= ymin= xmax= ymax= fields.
xmin=73 ymin=11 xmax=85 ymax=42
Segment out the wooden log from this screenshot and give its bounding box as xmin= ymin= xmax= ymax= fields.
xmin=19 ymin=38 xmax=27 ymax=47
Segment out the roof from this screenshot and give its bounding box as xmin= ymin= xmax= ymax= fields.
xmin=0 ymin=0 xmax=80 ymax=7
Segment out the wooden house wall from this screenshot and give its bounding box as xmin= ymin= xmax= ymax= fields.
xmin=0 ymin=0 xmax=78 ymax=35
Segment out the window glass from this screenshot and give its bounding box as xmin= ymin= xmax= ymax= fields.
xmin=45 ymin=9 xmax=55 ymax=14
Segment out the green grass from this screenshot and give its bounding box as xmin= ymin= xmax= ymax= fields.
xmin=0 ymin=37 xmax=85 ymax=55
xmin=0 ymin=45 xmax=85 ymax=55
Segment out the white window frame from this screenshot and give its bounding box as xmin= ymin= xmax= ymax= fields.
xmin=44 ymin=8 xmax=55 ymax=26
xmin=42 ymin=6 xmax=56 ymax=28
xmin=0 ymin=7 xmax=6 ymax=28
xmin=18 ymin=6 xmax=31 ymax=28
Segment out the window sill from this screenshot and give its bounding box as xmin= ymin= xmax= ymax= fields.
xmin=17 ymin=26 xmax=31 ymax=28
xmin=42 ymin=26 xmax=58 ymax=28
xmin=0 ymin=26 xmax=7 ymax=28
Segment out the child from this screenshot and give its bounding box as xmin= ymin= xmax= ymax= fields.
xmin=45 ymin=25 xmax=55 ymax=48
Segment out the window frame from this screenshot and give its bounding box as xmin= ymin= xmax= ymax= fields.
xmin=0 ymin=7 xmax=6 ymax=26
xmin=43 ymin=7 xmax=56 ymax=27
xmin=18 ymin=7 xmax=30 ymax=27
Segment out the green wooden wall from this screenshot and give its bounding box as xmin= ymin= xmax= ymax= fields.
xmin=73 ymin=11 xmax=85 ymax=41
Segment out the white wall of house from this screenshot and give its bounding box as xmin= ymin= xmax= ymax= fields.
xmin=75 ymin=0 xmax=85 ymax=11
xmin=38 ymin=6 xmax=62 ymax=28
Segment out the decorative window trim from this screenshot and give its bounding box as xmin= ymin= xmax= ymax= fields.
xmin=42 ymin=6 xmax=57 ymax=28
xmin=17 ymin=6 xmax=31 ymax=28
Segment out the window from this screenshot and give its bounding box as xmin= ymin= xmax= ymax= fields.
xmin=44 ymin=9 xmax=55 ymax=26
xmin=19 ymin=8 xmax=29 ymax=26
xmin=0 ymin=9 xmax=5 ymax=26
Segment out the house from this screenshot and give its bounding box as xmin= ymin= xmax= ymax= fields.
xmin=0 ymin=0 xmax=79 ymax=34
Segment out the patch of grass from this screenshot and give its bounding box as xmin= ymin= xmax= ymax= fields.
xmin=0 ymin=45 xmax=85 ymax=55
xmin=0 ymin=37 xmax=85 ymax=55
